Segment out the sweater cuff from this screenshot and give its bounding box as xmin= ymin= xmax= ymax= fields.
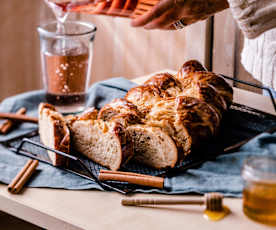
xmin=228 ymin=0 xmax=276 ymax=39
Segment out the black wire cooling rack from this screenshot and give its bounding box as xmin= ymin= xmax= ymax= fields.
xmin=2 ymin=76 xmax=276 ymax=194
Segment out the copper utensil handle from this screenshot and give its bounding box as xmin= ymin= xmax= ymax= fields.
xmin=100 ymin=169 xmax=160 ymax=178
xmin=99 ymin=173 xmax=164 ymax=189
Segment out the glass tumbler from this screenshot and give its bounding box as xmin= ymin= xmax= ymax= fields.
xmin=242 ymin=156 xmax=276 ymax=225
xmin=38 ymin=21 xmax=96 ymax=114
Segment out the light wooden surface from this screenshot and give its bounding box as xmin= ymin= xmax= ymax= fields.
xmin=0 ymin=76 xmax=275 ymax=230
xmin=1 ymin=186 xmax=275 ymax=230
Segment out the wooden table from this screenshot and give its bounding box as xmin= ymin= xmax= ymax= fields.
xmin=0 ymin=77 xmax=275 ymax=230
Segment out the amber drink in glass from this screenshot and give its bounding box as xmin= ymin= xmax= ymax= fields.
xmin=38 ymin=21 xmax=96 ymax=113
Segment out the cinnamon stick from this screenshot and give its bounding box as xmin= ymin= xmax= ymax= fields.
xmin=0 ymin=107 xmax=27 ymax=134
xmin=8 ymin=159 xmax=33 ymax=192
xmin=99 ymin=170 xmax=164 ymax=189
xmin=0 ymin=113 xmax=38 ymax=124
xmin=8 ymin=159 xmax=39 ymax=194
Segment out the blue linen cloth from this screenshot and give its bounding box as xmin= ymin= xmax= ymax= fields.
xmin=1 ymin=77 xmax=276 ymax=197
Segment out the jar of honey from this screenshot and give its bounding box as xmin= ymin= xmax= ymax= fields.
xmin=242 ymin=156 xmax=276 ymax=225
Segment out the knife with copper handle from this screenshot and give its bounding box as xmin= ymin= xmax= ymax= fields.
xmin=99 ymin=170 xmax=164 ymax=189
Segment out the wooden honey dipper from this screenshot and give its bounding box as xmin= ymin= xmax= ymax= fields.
xmin=122 ymin=193 xmax=223 ymax=212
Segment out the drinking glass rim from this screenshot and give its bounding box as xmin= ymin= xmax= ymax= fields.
xmin=37 ymin=20 xmax=97 ymax=38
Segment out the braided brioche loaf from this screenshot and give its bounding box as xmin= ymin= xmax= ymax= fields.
xmin=145 ymin=96 xmax=220 ymax=158
xmin=122 ymin=60 xmax=232 ymax=167
xmin=39 ymin=60 xmax=233 ymax=170
xmin=98 ymin=98 xmax=178 ymax=168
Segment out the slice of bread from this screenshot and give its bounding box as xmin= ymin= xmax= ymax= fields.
xmin=98 ymin=100 xmax=178 ymax=169
xmin=68 ymin=110 xmax=134 ymax=171
xmin=38 ymin=103 xmax=70 ymax=166
xmin=145 ymin=96 xmax=221 ymax=158
xmin=127 ymin=125 xmax=178 ymax=169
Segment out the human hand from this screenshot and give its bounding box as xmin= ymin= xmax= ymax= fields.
xmin=131 ymin=0 xmax=229 ymax=30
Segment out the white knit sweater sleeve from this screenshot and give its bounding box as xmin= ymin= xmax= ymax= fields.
xmin=228 ymin=0 xmax=276 ymax=39
xmin=227 ymin=0 xmax=276 ymax=90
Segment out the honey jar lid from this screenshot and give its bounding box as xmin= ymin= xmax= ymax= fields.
xmin=242 ymin=156 xmax=276 ymax=184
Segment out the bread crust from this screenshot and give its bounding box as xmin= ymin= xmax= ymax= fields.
xmin=127 ymin=61 xmax=233 ymax=118
xmin=146 ymin=96 xmax=220 ymax=158
xmin=112 ymin=121 xmax=134 ymax=169
xmin=177 ymin=60 xmax=207 ymax=78
xmin=65 ymin=107 xmax=98 ymax=126
xmin=144 ymin=72 xmax=183 ymax=97
xmin=98 ymin=98 xmax=142 ymax=123
xmin=78 ymin=107 xmax=98 ymax=120
xmin=176 ymin=61 xmax=233 ymax=114
xmin=110 ymin=113 xmax=142 ymax=127
xmin=52 ymin=119 xmax=70 ymax=166
xmin=125 ymin=84 xmax=162 ymax=114
xmin=38 ymin=103 xmax=70 ymax=166
xmin=174 ymin=96 xmax=220 ymax=152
